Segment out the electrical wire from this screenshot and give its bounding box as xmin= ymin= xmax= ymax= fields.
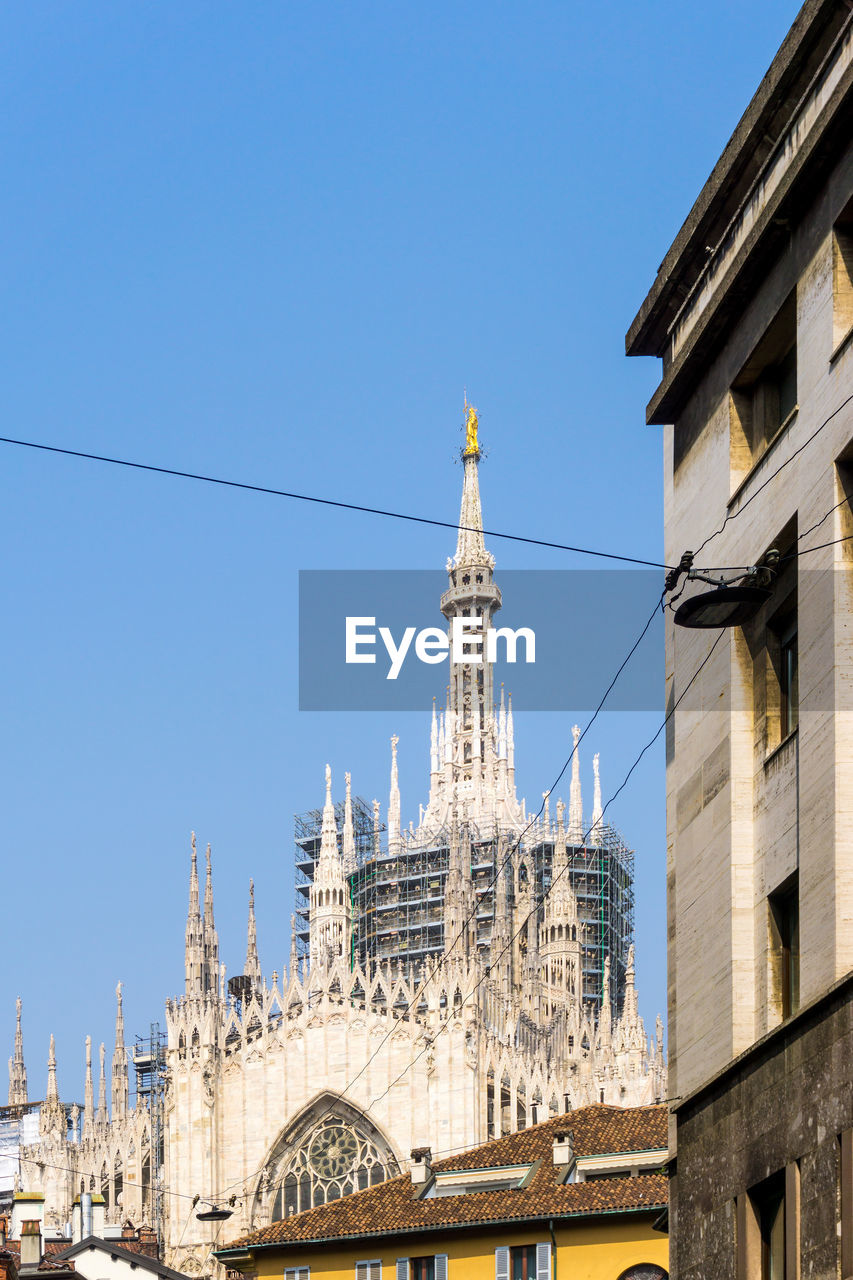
xmin=0 ymin=434 xmax=670 ymax=570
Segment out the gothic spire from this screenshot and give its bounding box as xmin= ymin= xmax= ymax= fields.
xmin=245 ymin=880 xmax=261 ymax=983
xmin=46 ymin=1034 xmax=59 ymax=1107
xmin=599 ymin=955 xmax=612 ymax=1049
xmin=623 ymin=943 xmax=638 ymax=1026
xmin=568 ymin=725 xmax=584 ymax=842
xmin=203 ymin=843 xmax=219 ymax=991
xmin=309 ymin=766 xmax=351 ymax=970
xmin=83 ymin=1035 xmax=94 ymax=1140
xmin=39 ymin=1033 xmax=64 ymax=1136
xmin=289 ymin=914 xmax=299 ymax=977
xmin=430 ymin=700 xmax=439 ymax=774
xmin=388 ymin=735 xmax=401 ymax=848
xmin=185 ymin=832 xmax=204 ymax=996
xmin=97 ymin=1042 xmax=108 ymax=1126
xmin=591 ymin=753 xmax=603 ymax=841
xmin=342 ymin=772 xmax=356 ymax=873
xmin=8 ymin=997 xmax=27 ymax=1106
xmin=111 ymin=982 xmax=128 ymax=1120
xmin=372 ymin=798 xmax=381 ymax=855
xmin=318 ymin=765 xmax=334 ymax=855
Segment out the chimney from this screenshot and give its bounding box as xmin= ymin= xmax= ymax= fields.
xmin=0 ymin=1216 xmax=7 ymax=1249
xmin=20 ymin=1221 xmax=41 ymax=1271
xmin=10 ymin=1195 xmax=44 ymax=1242
xmin=90 ymin=1194 xmax=106 ymax=1240
xmin=552 ymin=1129 xmax=575 ymax=1168
xmin=121 ymin=1221 xmax=135 ymax=1240
xmin=410 ymin=1147 xmax=432 ymax=1188
xmin=136 ymin=1226 xmax=158 ymax=1258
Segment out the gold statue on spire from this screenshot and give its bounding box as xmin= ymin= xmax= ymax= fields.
xmin=463 ymin=395 xmax=479 ymax=457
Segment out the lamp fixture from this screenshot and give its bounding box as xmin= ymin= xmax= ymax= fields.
xmin=672 ymin=550 xmax=779 ymax=629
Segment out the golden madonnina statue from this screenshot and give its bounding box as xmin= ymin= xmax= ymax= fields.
xmin=463 ymin=399 xmax=479 ymax=456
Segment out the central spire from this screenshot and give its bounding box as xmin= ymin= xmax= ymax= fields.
xmin=420 ymin=400 xmax=523 ymax=836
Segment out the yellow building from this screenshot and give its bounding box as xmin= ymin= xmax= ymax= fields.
xmin=216 ymin=1105 xmax=668 ymax=1280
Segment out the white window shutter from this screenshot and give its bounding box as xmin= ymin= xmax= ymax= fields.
xmin=396 ymin=1261 xmax=408 ymax=1280
xmin=495 ymin=1246 xmax=510 ymax=1280
xmin=357 ymin=1265 xmax=366 ymax=1280
xmin=536 ymin=1241 xmax=551 ymax=1280
xmin=435 ymin=1256 xmax=448 ymax=1280
xmin=371 ymin=1264 xmax=382 ymax=1280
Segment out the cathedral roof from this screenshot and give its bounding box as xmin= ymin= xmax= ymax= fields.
xmin=218 ymin=1105 xmax=667 ymax=1254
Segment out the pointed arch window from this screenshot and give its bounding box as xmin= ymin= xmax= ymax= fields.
xmin=264 ymin=1101 xmax=400 ymax=1225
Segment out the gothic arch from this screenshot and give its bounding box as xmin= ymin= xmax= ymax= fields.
xmin=252 ymin=1093 xmax=401 ymax=1227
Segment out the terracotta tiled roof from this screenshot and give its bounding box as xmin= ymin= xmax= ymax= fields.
xmin=220 ymin=1105 xmax=667 ymax=1252
xmin=4 ymin=1244 xmax=75 ymax=1273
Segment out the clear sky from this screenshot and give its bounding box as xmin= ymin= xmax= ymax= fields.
xmin=1 ymin=1 xmax=801 ymax=1105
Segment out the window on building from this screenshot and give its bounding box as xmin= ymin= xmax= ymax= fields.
xmin=284 ymin=1269 xmax=309 ymax=1280
xmin=769 ymin=874 xmax=799 ymax=1021
xmin=398 ymin=1257 xmax=447 ymax=1280
xmin=767 ymin=606 xmax=799 ymax=744
xmin=616 ymin=1268 xmax=669 ymax=1280
xmin=494 ymin=1242 xmax=551 ymax=1280
xmin=833 ymin=195 xmax=853 ymax=353
xmin=743 ymin=523 xmax=798 ymax=758
xmin=750 ymin=1171 xmax=786 ymax=1279
xmin=269 ymin=1109 xmax=400 ymax=1222
xmin=356 ymin=1263 xmax=381 ymax=1280
xmin=779 ymin=620 xmax=798 ymax=738
xmin=730 ymin=294 xmax=797 ymax=482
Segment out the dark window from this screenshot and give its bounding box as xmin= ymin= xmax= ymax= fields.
xmin=770 ymin=876 xmax=799 ymax=1021
xmin=731 ymin=294 xmax=797 ymax=479
xmin=410 ymin=1260 xmax=434 ymax=1280
xmin=779 ymin=622 xmax=798 ymax=738
xmin=752 ymin=1172 xmax=786 ymax=1279
xmin=509 ymin=1246 xmax=537 ymax=1280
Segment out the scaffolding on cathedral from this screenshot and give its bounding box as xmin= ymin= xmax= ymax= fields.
xmin=132 ymin=1024 xmax=166 ymax=1257
xmin=292 ymin=810 xmax=634 ymax=1015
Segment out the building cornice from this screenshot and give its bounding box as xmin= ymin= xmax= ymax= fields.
xmin=626 ymin=0 xmax=847 ymax=361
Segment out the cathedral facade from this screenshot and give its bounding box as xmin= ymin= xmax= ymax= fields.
xmin=8 ymin=410 xmax=665 ymax=1276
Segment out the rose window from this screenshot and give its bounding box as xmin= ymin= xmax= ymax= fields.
xmin=269 ymin=1112 xmax=400 ymax=1221
xmin=308 ymin=1123 xmax=359 ymax=1180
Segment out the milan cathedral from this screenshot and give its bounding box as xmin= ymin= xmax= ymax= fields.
xmin=6 ymin=408 xmax=665 ymax=1277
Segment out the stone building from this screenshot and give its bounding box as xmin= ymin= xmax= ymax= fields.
xmin=627 ymin=1 xmax=853 ymax=1275
xmin=8 ymin=411 xmax=664 ymax=1276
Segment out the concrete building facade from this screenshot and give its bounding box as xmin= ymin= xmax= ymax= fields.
xmin=628 ymin=2 xmax=853 ymax=1276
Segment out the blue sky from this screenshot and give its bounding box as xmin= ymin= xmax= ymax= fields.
xmin=1 ymin=1 xmax=801 ymax=1103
